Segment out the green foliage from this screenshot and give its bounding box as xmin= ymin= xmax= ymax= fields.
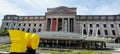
xmin=80 ymin=50 xmax=95 ymax=54
xmin=72 ymin=51 xmax=81 ymax=54
xmin=63 ymin=51 xmax=69 ymax=54
xmin=0 ymin=44 xmax=10 ymax=51
xmin=51 ymin=51 xmax=58 ymax=54
xmin=0 ymin=30 xmax=9 ymax=36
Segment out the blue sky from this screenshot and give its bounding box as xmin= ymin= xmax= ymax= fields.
xmin=0 ymin=0 xmax=120 ymax=26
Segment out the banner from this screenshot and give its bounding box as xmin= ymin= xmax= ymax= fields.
xmin=52 ymin=18 xmax=56 ymax=31
xmin=47 ymin=19 xmax=51 ymax=31
xmin=70 ymin=18 xmax=74 ymax=32
xmin=64 ymin=18 xmax=68 ymax=32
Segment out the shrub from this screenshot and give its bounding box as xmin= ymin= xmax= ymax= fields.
xmin=0 ymin=30 xmax=9 ymax=36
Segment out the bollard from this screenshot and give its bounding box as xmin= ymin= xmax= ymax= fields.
xmin=8 ymin=30 xmax=40 ymax=54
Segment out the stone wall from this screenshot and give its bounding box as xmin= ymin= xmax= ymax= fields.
xmin=0 ymin=36 xmax=10 ymax=44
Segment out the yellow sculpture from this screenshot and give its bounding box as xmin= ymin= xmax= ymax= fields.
xmin=8 ymin=30 xmax=40 ymax=53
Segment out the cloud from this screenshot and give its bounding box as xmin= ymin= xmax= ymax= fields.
xmin=21 ymin=0 xmax=67 ymax=15
xmin=0 ymin=0 xmax=26 ymax=27
xmin=23 ymin=0 xmax=65 ymax=9
xmin=75 ymin=0 xmax=120 ymax=15
xmin=87 ymin=0 xmax=120 ymax=15
xmin=76 ymin=4 xmax=89 ymax=15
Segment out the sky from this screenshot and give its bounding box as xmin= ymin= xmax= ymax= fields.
xmin=0 ymin=0 xmax=120 ymax=26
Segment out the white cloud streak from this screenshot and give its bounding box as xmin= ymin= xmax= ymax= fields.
xmin=0 ymin=0 xmax=26 ymax=27
xmin=91 ymin=1 xmax=120 ymax=15
xmin=76 ymin=0 xmax=120 ymax=15
xmin=23 ymin=0 xmax=65 ymax=9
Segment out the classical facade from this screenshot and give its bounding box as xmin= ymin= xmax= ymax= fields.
xmin=1 ymin=6 xmax=120 ymax=38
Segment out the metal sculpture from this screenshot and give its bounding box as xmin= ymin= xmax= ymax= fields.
xmin=8 ymin=30 xmax=40 ymax=54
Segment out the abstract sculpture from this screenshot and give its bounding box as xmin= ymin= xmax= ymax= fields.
xmin=8 ymin=30 xmax=40 ymax=54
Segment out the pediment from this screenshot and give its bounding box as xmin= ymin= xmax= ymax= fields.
xmin=46 ymin=6 xmax=76 ymax=15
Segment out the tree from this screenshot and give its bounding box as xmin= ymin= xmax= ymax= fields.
xmin=0 ymin=30 xmax=9 ymax=36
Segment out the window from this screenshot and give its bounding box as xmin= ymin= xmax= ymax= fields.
xmin=119 ymin=24 xmax=120 ymax=27
xmin=84 ymin=24 xmax=86 ymax=27
xmin=17 ymin=28 xmax=20 ymax=30
xmin=90 ymin=24 xmax=92 ymax=27
xmin=81 ymin=16 xmax=86 ymax=19
xmin=104 ymin=30 xmax=108 ymax=35
xmin=108 ymin=16 xmax=114 ymax=19
xmin=34 ymin=23 xmax=36 ymax=27
xmin=23 ymin=23 xmax=26 ymax=26
xmin=94 ymin=16 xmax=99 ymax=19
xmin=98 ymin=30 xmax=100 ymax=35
xmin=96 ymin=24 xmax=99 ymax=27
xmin=7 ymin=16 xmax=10 ymax=20
xmin=27 ymin=28 xmax=30 ymax=32
xmin=18 ymin=23 xmax=21 ymax=26
xmin=90 ymin=30 xmax=93 ymax=35
xmin=6 ymin=23 xmax=8 ymax=26
xmin=111 ymin=24 xmax=114 ymax=28
xmin=103 ymin=24 xmax=106 ymax=28
xmin=33 ymin=28 xmax=36 ymax=32
xmin=12 ymin=28 xmax=14 ymax=30
xmin=88 ymin=16 xmax=93 ymax=19
xmin=83 ymin=29 xmax=87 ymax=35
xmin=4 ymin=28 xmax=7 ymax=30
xmin=22 ymin=28 xmax=25 ymax=31
xmin=39 ymin=23 xmax=42 ymax=27
xmin=29 ymin=23 xmax=31 ymax=27
xmin=13 ymin=23 xmax=16 ymax=26
xmin=38 ymin=28 xmax=41 ymax=32
xmin=101 ymin=16 xmax=106 ymax=19
xmin=112 ymin=30 xmax=116 ymax=35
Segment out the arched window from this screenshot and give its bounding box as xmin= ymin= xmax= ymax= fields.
xmin=4 ymin=28 xmax=7 ymax=30
xmin=104 ymin=30 xmax=108 ymax=35
xmin=83 ymin=29 xmax=87 ymax=35
xmin=112 ymin=30 xmax=116 ymax=35
xmin=33 ymin=28 xmax=36 ymax=32
xmin=27 ymin=28 xmax=30 ymax=32
xmin=22 ymin=28 xmax=25 ymax=31
xmin=98 ymin=30 xmax=100 ymax=35
xmin=17 ymin=28 xmax=20 ymax=30
xmin=38 ymin=28 xmax=41 ymax=32
xmin=39 ymin=23 xmax=42 ymax=27
xmin=90 ymin=30 xmax=92 ymax=35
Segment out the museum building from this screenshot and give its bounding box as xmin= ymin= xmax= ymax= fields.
xmin=1 ymin=6 xmax=120 ymax=38
xmin=1 ymin=6 xmax=120 ymax=48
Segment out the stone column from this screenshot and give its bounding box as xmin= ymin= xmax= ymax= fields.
xmin=56 ymin=18 xmax=58 ymax=31
xmin=46 ymin=18 xmax=48 ymax=31
xmin=41 ymin=40 xmax=42 ymax=44
xmin=52 ymin=40 xmax=54 ymax=47
xmin=108 ymin=23 xmax=112 ymax=37
xmin=56 ymin=40 xmax=58 ymax=46
xmin=68 ymin=18 xmax=70 ymax=32
xmin=66 ymin=40 xmax=67 ymax=47
xmin=81 ymin=24 xmax=84 ymax=36
xmin=62 ymin=18 xmax=64 ymax=31
xmin=116 ymin=23 xmax=120 ymax=37
xmin=45 ymin=40 xmax=47 ymax=43
xmin=69 ymin=40 xmax=71 ymax=47
xmin=50 ymin=18 xmax=53 ymax=31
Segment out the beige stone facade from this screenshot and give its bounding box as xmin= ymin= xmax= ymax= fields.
xmin=1 ymin=6 xmax=120 ymax=38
